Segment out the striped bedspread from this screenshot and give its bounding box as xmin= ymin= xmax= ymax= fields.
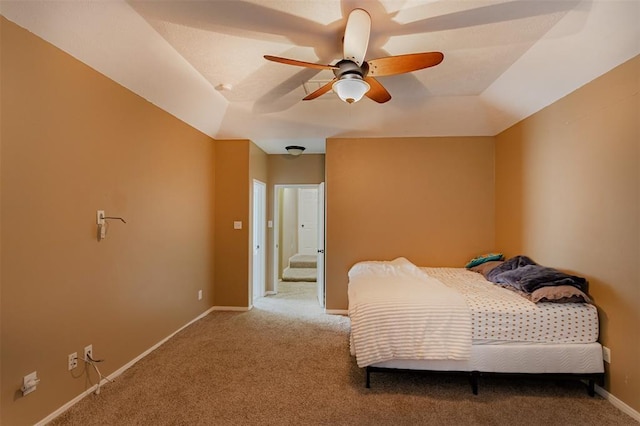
xmin=348 ymin=258 xmax=472 ymax=367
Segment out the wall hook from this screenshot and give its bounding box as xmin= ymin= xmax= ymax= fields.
xmin=104 ymin=216 xmax=127 ymax=224
xmin=96 ymin=210 xmax=127 ymax=242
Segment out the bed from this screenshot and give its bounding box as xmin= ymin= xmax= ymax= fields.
xmin=348 ymin=257 xmax=604 ymax=395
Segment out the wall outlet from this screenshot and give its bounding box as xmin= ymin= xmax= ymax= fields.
xmin=68 ymin=352 xmax=78 ymax=370
xmin=84 ymin=344 xmax=93 ymax=362
xmin=602 ymin=346 xmax=611 ymax=363
xmin=198 ymin=289 xmax=203 ymax=300
xmin=22 ymin=371 xmax=39 ymax=396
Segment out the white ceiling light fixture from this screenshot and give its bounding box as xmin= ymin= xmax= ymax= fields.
xmin=332 ymin=75 xmax=370 ymax=104
xmin=285 ymin=145 xmax=305 ymax=156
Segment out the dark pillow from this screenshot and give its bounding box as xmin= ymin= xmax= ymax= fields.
xmin=465 ymin=253 xmax=504 ymax=268
xmin=486 ymin=255 xmax=538 ymax=282
xmin=469 ymin=261 xmax=504 ymax=278
xmin=495 ymin=264 xmax=589 ymax=293
xmin=531 ymin=285 xmax=592 ymax=304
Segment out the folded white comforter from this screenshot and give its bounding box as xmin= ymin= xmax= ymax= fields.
xmin=348 ymin=257 xmax=472 ymax=367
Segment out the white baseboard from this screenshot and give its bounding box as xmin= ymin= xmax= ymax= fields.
xmin=595 ymin=384 xmax=640 ymax=422
xmin=34 ymin=307 xmax=639 ymax=425
xmin=265 ymin=291 xmax=276 ymax=295
xmin=36 ymin=307 xmax=215 ymax=426
xmin=35 ymin=385 xmax=99 ymax=426
xmin=212 ymin=306 xmax=251 ymax=312
xmin=325 ymin=309 xmax=349 ymax=315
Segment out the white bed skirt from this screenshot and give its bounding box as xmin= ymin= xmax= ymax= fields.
xmin=371 ymin=342 xmax=604 ymax=374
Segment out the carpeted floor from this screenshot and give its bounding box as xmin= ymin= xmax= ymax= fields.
xmin=282 ymin=254 xmax=317 ymax=282
xmin=50 ymin=282 xmax=637 ymax=425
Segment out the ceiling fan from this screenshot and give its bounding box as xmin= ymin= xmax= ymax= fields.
xmin=264 ymin=8 xmax=443 ymax=104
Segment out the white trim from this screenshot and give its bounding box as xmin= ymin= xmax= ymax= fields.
xmin=325 ymin=309 xmax=349 ymax=316
xmin=35 ymin=385 xmax=97 ymax=426
xmin=36 ymin=307 xmax=215 ymax=426
xmin=32 ymin=306 xmax=639 ymax=425
xmin=212 ymin=306 xmax=251 ymax=312
xmin=595 ymin=385 xmax=640 ymax=422
xmin=252 ymin=179 xmax=267 ymax=305
xmin=265 ymin=291 xmax=276 ymax=295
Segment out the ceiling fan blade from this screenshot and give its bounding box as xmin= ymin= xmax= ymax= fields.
xmin=363 ymin=77 xmax=391 ymax=103
xmin=367 ymin=52 xmax=444 ymax=77
xmin=264 ymin=55 xmax=338 ymax=71
xmin=343 ymin=8 xmax=371 ymax=66
xmin=303 ymin=78 xmax=338 ymax=101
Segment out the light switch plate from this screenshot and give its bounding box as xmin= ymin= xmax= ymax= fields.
xmin=233 ymin=221 xmax=242 ymax=230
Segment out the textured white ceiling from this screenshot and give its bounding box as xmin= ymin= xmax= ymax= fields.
xmin=2 ymin=1 xmax=639 ymax=154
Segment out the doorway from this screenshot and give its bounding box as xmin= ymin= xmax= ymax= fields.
xmin=273 ymin=184 xmax=325 ymax=308
xmin=252 ymin=180 xmax=266 ymax=302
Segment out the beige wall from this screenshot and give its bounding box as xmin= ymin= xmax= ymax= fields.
xmin=325 ymin=137 xmax=495 ymax=309
xmin=495 ymin=55 xmax=639 ymax=413
xmin=265 ymin=154 xmax=325 ymax=291
xmin=267 ymin=154 xmax=326 ymax=184
xmin=3 ymin=11 xmax=637 ymax=423
xmin=1 ymin=18 xmax=216 ymax=425
xmin=214 ymin=140 xmax=251 ymax=307
xmin=213 ymin=140 xmax=267 ymax=307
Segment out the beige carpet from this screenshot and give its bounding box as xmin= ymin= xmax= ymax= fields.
xmin=51 ymin=282 xmax=636 ymax=425
xmin=282 ymin=254 xmax=317 ymax=282
xmin=288 ymin=254 xmax=317 ymax=268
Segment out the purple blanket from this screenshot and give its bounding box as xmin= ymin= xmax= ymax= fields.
xmin=486 ymin=255 xmax=589 ymax=294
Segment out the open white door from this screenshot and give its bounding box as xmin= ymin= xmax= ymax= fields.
xmin=252 ymin=180 xmax=266 ymax=301
xmin=298 ymin=188 xmax=318 ymax=255
xmin=316 ymin=183 xmax=325 ymax=308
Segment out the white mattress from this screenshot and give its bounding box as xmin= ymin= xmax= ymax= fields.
xmin=348 ymin=259 xmax=472 ymax=367
xmin=349 ymin=264 xmax=603 ymax=373
xmin=372 ymin=342 xmax=604 ymax=374
xmin=423 ymin=268 xmax=600 ymax=344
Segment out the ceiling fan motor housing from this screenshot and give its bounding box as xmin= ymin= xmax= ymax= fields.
xmin=334 ymin=59 xmax=369 ymax=79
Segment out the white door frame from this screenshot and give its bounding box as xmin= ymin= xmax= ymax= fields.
xmin=316 ymin=182 xmax=325 ymax=308
xmin=252 ymin=180 xmax=266 ymax=304
xmin=273 ymin=184 xmax=322 ymax=296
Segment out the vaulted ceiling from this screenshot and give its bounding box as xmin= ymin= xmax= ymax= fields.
xmin=2 ymin=1 xmax=638 ymax=153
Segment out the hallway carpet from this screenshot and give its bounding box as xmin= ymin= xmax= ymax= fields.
xmin=50 ymin=283 xmax=636 ymax=425
xmin=282 ymin=254 xmax=317 ymax=282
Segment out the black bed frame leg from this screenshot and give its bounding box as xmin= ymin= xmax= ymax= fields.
xmin=469 ymin=371 xmax=479 ymax=395
xmin=586 ymin=373 xmax=604 ymax=397
xmin=365 ymin=366 xmax=371 ymax=388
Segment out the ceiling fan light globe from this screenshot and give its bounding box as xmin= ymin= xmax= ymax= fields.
xmin=332 ymin=76 xmax=370 ymax=104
